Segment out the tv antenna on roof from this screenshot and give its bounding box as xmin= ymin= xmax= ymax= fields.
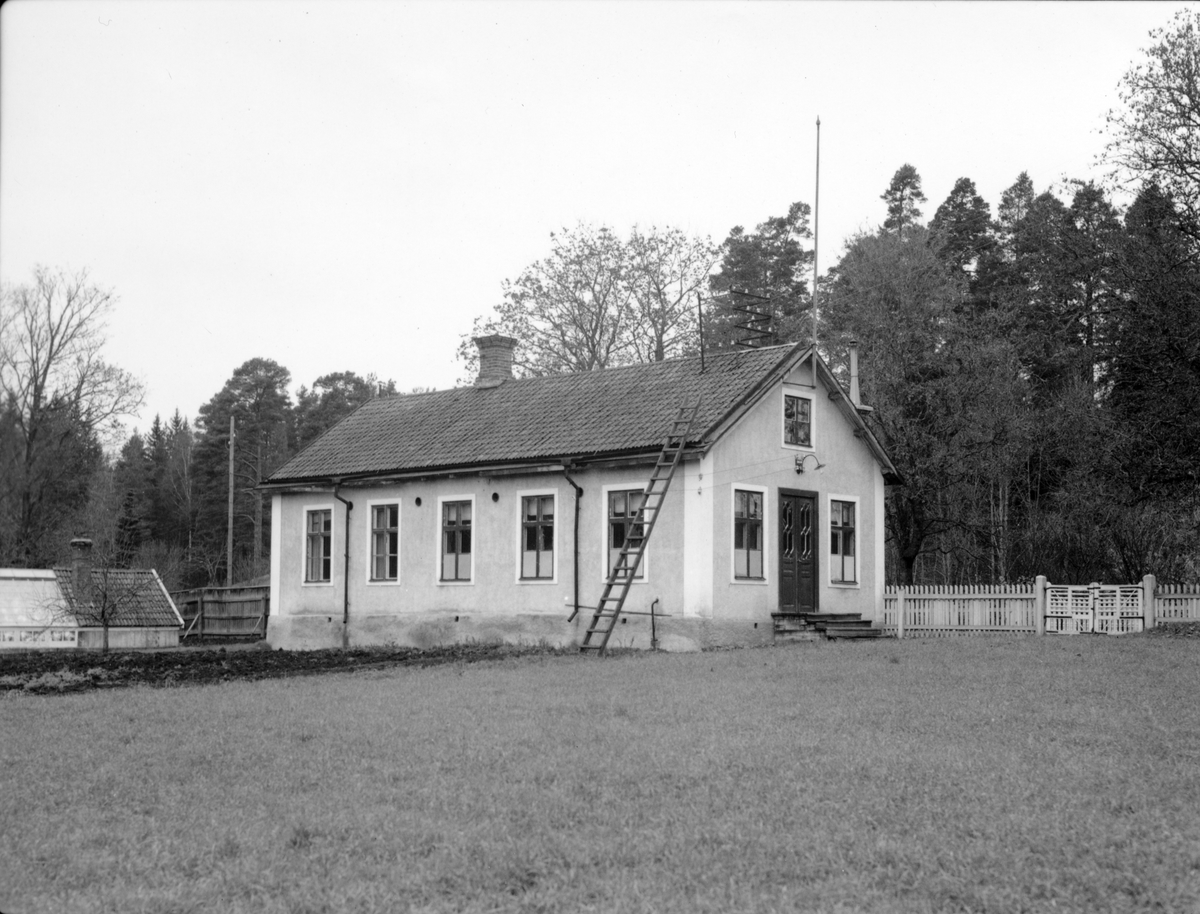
xmin=728 ymin=288 xmax=773 ymax=348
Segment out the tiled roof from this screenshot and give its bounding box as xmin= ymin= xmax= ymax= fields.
xmin=53 ymin=569 xmax=183 ymax=628
xmin=268 ymin=345 xmax=804 ymax=483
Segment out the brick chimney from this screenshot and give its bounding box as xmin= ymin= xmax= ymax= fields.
xmin=474 ymin=334 xmax=517 ymax=388
xmin=70 ymin=537 xmax=94 ymax=605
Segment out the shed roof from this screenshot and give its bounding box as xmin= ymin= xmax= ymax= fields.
xmin=53 ymin=568 xmax=183 ymax=628
xmin=268 ymin=345 xmax=810 ymax=484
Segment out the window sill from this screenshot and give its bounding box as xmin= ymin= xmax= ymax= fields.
xmin=518 ymin=578 xmax=558 ymax=585
xmin=302 ymin=581 xmax=334 ymax=587
xmin=830 ymin=581 xmax=861 ymax=589
xmin=731 ymin=577 xmax=768 ymax=585
xmin=366 ymin=579 xmax=401 ymax=586
xmin=437 ymin=579 xmax=474 ymax=586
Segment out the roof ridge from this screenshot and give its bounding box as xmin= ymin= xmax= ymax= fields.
xmin=437 ymin=343 xmax=799 ymax=393
xmin=267 ymin=342 xmax=812 ymax=483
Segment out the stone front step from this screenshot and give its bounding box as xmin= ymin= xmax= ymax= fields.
xmin=771 ymin=611 xmax=883 ymax=640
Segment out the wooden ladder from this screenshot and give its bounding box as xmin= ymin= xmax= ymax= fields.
xmin=580 ymin=402 xmax=701 ymax=655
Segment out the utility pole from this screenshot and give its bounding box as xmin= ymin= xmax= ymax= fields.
xmin=226 ymin=415 xmax=235 ymax=587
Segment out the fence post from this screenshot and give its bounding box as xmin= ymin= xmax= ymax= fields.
xmin=198 ymin=592 xmax=205 ymax=637
xmin=1142 ymin=574 xmax=1156 ymax=632
xmin=896 ymin=588 xmax=905 ymax=640
xmin=1034 ymin=576 xmax=1046 ymax=636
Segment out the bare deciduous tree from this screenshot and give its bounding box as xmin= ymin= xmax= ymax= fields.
xmin=625 ymin=226 xmax=720 ymax=363
xmin=1104 ymin=9 xmax=1200 ymax=236
xmin=0 ymin=267 xmax=144 ymax=565
xmin=458 ymin=224 xmax=719 ymax=380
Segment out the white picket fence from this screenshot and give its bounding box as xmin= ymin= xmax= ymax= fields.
xmin=882 ymin=584 xmax=1038 ymax=637
xmin=1155 ymin=583 xmax=1200 ymax=624
xmin=882 ymin=575 xmax=1200 ymax=638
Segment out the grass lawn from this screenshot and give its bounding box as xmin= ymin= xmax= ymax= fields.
xmin=2 ymin=636 xmax=1199 ymax=914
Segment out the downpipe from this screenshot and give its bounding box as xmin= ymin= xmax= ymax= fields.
xmin=332 ymin=483 xmax=353 ymax=650
xmin=562 ymin=466 xmax=584 ymax=623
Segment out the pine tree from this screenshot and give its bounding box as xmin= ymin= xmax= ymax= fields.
xmin=707 ymin=202 xmax=813 ymax=348
xmin=881 ymin=164 xmax=927 ymax=239
xmin=192 ymin=359 xmax=292 ymax=583
xmin=929 ymin=177 xmax=994 ymax=281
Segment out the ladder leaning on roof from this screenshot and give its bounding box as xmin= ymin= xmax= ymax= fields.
xmin=579 ymin=401 xmax=701 ymax=655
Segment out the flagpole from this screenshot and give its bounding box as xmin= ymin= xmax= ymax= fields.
xmin=812 ymin=116 xmax=821 ymax=389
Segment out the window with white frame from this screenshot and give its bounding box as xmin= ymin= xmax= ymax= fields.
xmin=607 ymin=489 xmax=645 ymax=579
xmin=830 ymin=500 xmax=856 ymax=583
xmin=305 ymin=509 xmax=332 ymax=583
xmin=370 ymin=503 xmax=399 ymax=581
xmin=441 ymin=500 xmax=472 ymax=582
xmin=783 ymin=393 xmax=813 ymax=448
xmin=733 ymin=489 xmax=764 ymax=579
xmin=521 ymin=494 xmax=554 ymax=580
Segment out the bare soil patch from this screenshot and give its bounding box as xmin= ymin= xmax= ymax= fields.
xmin=0 ymin=642 xmax=555 ymax=694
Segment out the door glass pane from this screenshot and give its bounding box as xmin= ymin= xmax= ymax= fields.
xmin=782 ymin=503 xmax=794 ymax=556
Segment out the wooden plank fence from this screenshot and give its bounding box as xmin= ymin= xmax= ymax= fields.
xmin=883 ymin=576 xmax=1200 ymax=638
xmin=172 ymin=586 xmax=270 ymax=639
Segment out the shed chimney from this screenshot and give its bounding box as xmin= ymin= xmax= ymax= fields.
xmin=474 ymin=334 xmax=517 ymax=388
xmin=70 ymin=537 xmax=94 ymax=605
xmin=848 ymin=340 xmax=862 ymax=408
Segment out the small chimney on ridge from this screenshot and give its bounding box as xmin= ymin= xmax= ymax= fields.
xmin=474 ymin=334 xmax=517 ymax=388
xmin=849 ymin=340 xmax=861 ymax=408
xmin=70 ymin=537 xmax=94 ymax=605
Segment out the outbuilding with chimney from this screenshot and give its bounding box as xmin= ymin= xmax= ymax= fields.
xmin=0 ymin=539 xmax=184 ymax=650
xmin=262 ymin=337 xmax=900 ymax=651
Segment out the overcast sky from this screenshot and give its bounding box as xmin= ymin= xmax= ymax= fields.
xmin=1 ymin=0 xmax=1190 ymax=433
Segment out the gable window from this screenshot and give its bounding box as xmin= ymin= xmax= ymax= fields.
xmin=521 ymin=495 xmax=554 ymax=579
xmin=370 ymin=504 xmax=399 ymax=581
xmin=831 ymin=500 xmax=856 ymax=583
xmin=607 ymin=489 xmax=646 ymax=579
xmin=305 ymin=509 xmax=332 ymax=583
xmin=441 ymin=500 xmax=472 ymax=582
xmin=784 ymin=394 xmax=812 ymax=448
xmin=733 ymin=489 xmax=764 ymax=579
